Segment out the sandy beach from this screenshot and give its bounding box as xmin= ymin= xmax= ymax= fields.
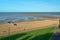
xmin=0 ymin=19 xmax=59 ymax=36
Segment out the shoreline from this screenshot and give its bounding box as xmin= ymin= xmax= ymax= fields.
xmin=0 ymin=19 xmax=59 ymax=36
xmin=0 ymin=15 xmax=59 ymax=24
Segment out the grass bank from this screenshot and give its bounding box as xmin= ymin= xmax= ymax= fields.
xmin=0 ymin=26 xmax=56 ymax=40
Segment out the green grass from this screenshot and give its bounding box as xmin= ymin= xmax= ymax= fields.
xmin=0 ymin=27 xmax=56 ymax=40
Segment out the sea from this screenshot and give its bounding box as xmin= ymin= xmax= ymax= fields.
xmin=0 ymin=12 xmax=60 ymax=24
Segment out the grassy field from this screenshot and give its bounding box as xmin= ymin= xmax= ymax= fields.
xmin=0 ymin=26 xmax=56 ymax=40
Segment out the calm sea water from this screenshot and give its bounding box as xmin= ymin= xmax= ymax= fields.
xmin=0 ymin=12 xmax=60 ymax=24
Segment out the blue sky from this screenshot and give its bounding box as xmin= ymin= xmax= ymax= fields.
xmin=0 ymin=0 xmax=60 ymax=12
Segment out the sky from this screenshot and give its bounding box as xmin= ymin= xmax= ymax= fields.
xmin=0 ymin=0 xmax=60 ymax=12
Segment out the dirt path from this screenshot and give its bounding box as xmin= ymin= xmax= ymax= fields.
xmin=51 ymin=29 xmax=60 ymax=40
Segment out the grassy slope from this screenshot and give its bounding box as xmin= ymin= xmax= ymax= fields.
xmin=0 ymin=27 xmax=56 ymax=40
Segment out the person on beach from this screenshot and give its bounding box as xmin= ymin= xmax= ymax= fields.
xmin=11 ymin=22 xmax=17 ymax=26
xmin=14 ymin=24 xmax=17 ymax=26
xmin=8 ymin=21 xmax=11 ymax=24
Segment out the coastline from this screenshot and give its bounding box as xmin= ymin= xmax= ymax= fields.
xmin=0 ymin=14 xmax=59 ymax=24
xmin=0 ymin=19 xmax=59 ymax=36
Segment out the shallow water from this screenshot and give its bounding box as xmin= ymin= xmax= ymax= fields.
xmin=0 ymin=12 xmax=60 ymax=24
